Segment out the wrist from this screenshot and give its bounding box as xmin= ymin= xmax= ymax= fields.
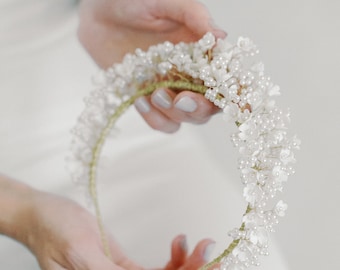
xmin=0 ymin=175 xmax=37 ymax=243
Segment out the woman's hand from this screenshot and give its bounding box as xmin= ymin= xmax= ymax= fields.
xmin=15 ymin=190 xmax=140 ymax=270
xmin=13 ymin=188 xmax=213 ymax=269
xmin=78 ymin=0 xmax=225 ymax=133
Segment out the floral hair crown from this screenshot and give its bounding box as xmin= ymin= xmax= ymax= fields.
xmin=69 ymin=33 xmax=300 ymax=269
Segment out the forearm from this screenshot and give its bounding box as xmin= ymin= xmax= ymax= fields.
xmin=0 ymin=174 xmax=35 ymax=242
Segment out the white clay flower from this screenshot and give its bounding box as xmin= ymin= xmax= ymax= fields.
xmin=275 ymin=200 xmax=288 ymax=217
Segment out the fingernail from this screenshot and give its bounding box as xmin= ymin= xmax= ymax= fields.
xmin=135 ymin=96 xmax=151 ymax=113
xmin=180 ymin=235 xmax=188 ymax=252
xmin=203 ymin=242 xmax=215 ymax=262
xmin=174 ymin=96 xmax=198 ymax=113
xmin=151 ymin=89 xmax=172 ymax=109
xmin=213 ymin=29 xmax=228 ymax=39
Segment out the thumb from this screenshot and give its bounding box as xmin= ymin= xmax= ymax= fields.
xmin=164 ymin=234 xmax=188 ymax=270
xmin=182 ymin=239 xmax=216 ymax=269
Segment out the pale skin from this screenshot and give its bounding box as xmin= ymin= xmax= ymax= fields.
xmin=0 ymin=175 xmax=214 ymax=270
xmin=0 ymin=0 xmax=226 ymax=269
xmin=78 ymin=0 xmax=226 ymax=133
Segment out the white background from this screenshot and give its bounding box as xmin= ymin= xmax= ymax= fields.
xmin=199 ymin=0 xmax=340 ymax=269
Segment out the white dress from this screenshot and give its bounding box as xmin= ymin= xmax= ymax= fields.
xmin=0 ymin=0 xmax=289 ymax=269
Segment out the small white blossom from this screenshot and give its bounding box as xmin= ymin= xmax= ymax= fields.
xmin=237 ymin=37 xmax=258 ymax=53
xmin=244 ymin=183 xmax=263 ymax=205
xmin=223 ymin=103 xmax=240 ymax=122
xmin=279 ymin=148 xmax=296 ymax=164
xmin=251 ymin=62 xmax=265 ymax=75
xmin=239 ymin=121 xmax=259 ymax=141
xmin=275 ymin=201 xmax=288 ymax=217
xmin=243 ymin=211 xmax=264 ymax=228
xmin=272 ymin=166 xmax=288 ymax=183
xmin=268 ymin=85 xmax=281 ymax=96
xmin=248 ymin=227 xmax=269 ymax=247
xmin=197 ymin=32 xmax=215 ymax=51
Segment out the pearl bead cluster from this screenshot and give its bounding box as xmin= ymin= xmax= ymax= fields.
xmin=69 ymin=33 xmax=299 ymax=270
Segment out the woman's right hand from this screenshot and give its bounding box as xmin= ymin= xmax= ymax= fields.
xmin=3 ymin=179 xmax=213 ymax=270
xmin=14 ymin=189 xmax=141 ymax=270
xmin=24 ymin=192 xmax=215 ymax=270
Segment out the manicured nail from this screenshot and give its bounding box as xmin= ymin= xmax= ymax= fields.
xmin=180 ymin=235 xmax=188 ymax=252
xmin=203 ymin=242 xmax=216 ymax=262
xmin=135 ymin=96 xmax=151 ymax=113
xmin=174 ymin=96 xmax=198 ymax=113
xmin=151 ymin=89 xmax=172 ymax=109
xmin=213 ymin=29 xmax=228 ymax=39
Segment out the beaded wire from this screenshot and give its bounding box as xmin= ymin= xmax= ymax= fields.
xmin=69 ymin=33 xmax=300 ymax=270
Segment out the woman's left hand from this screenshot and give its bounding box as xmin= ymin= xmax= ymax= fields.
xmin=78 ymin=0 xmax=226 ymax=133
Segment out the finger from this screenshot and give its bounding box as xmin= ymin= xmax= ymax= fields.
xmin=149 ymin=89 xmax=220 ymax=124
xmin=173 ymin=91 xmax=220 ymax=123
xmin=181 ymin=239 xmax=215 ymax=270
xmin=134 ymin=95 xmax=180 ymax=133
xmin=164 ymin=234 xmax=188 ymax=270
